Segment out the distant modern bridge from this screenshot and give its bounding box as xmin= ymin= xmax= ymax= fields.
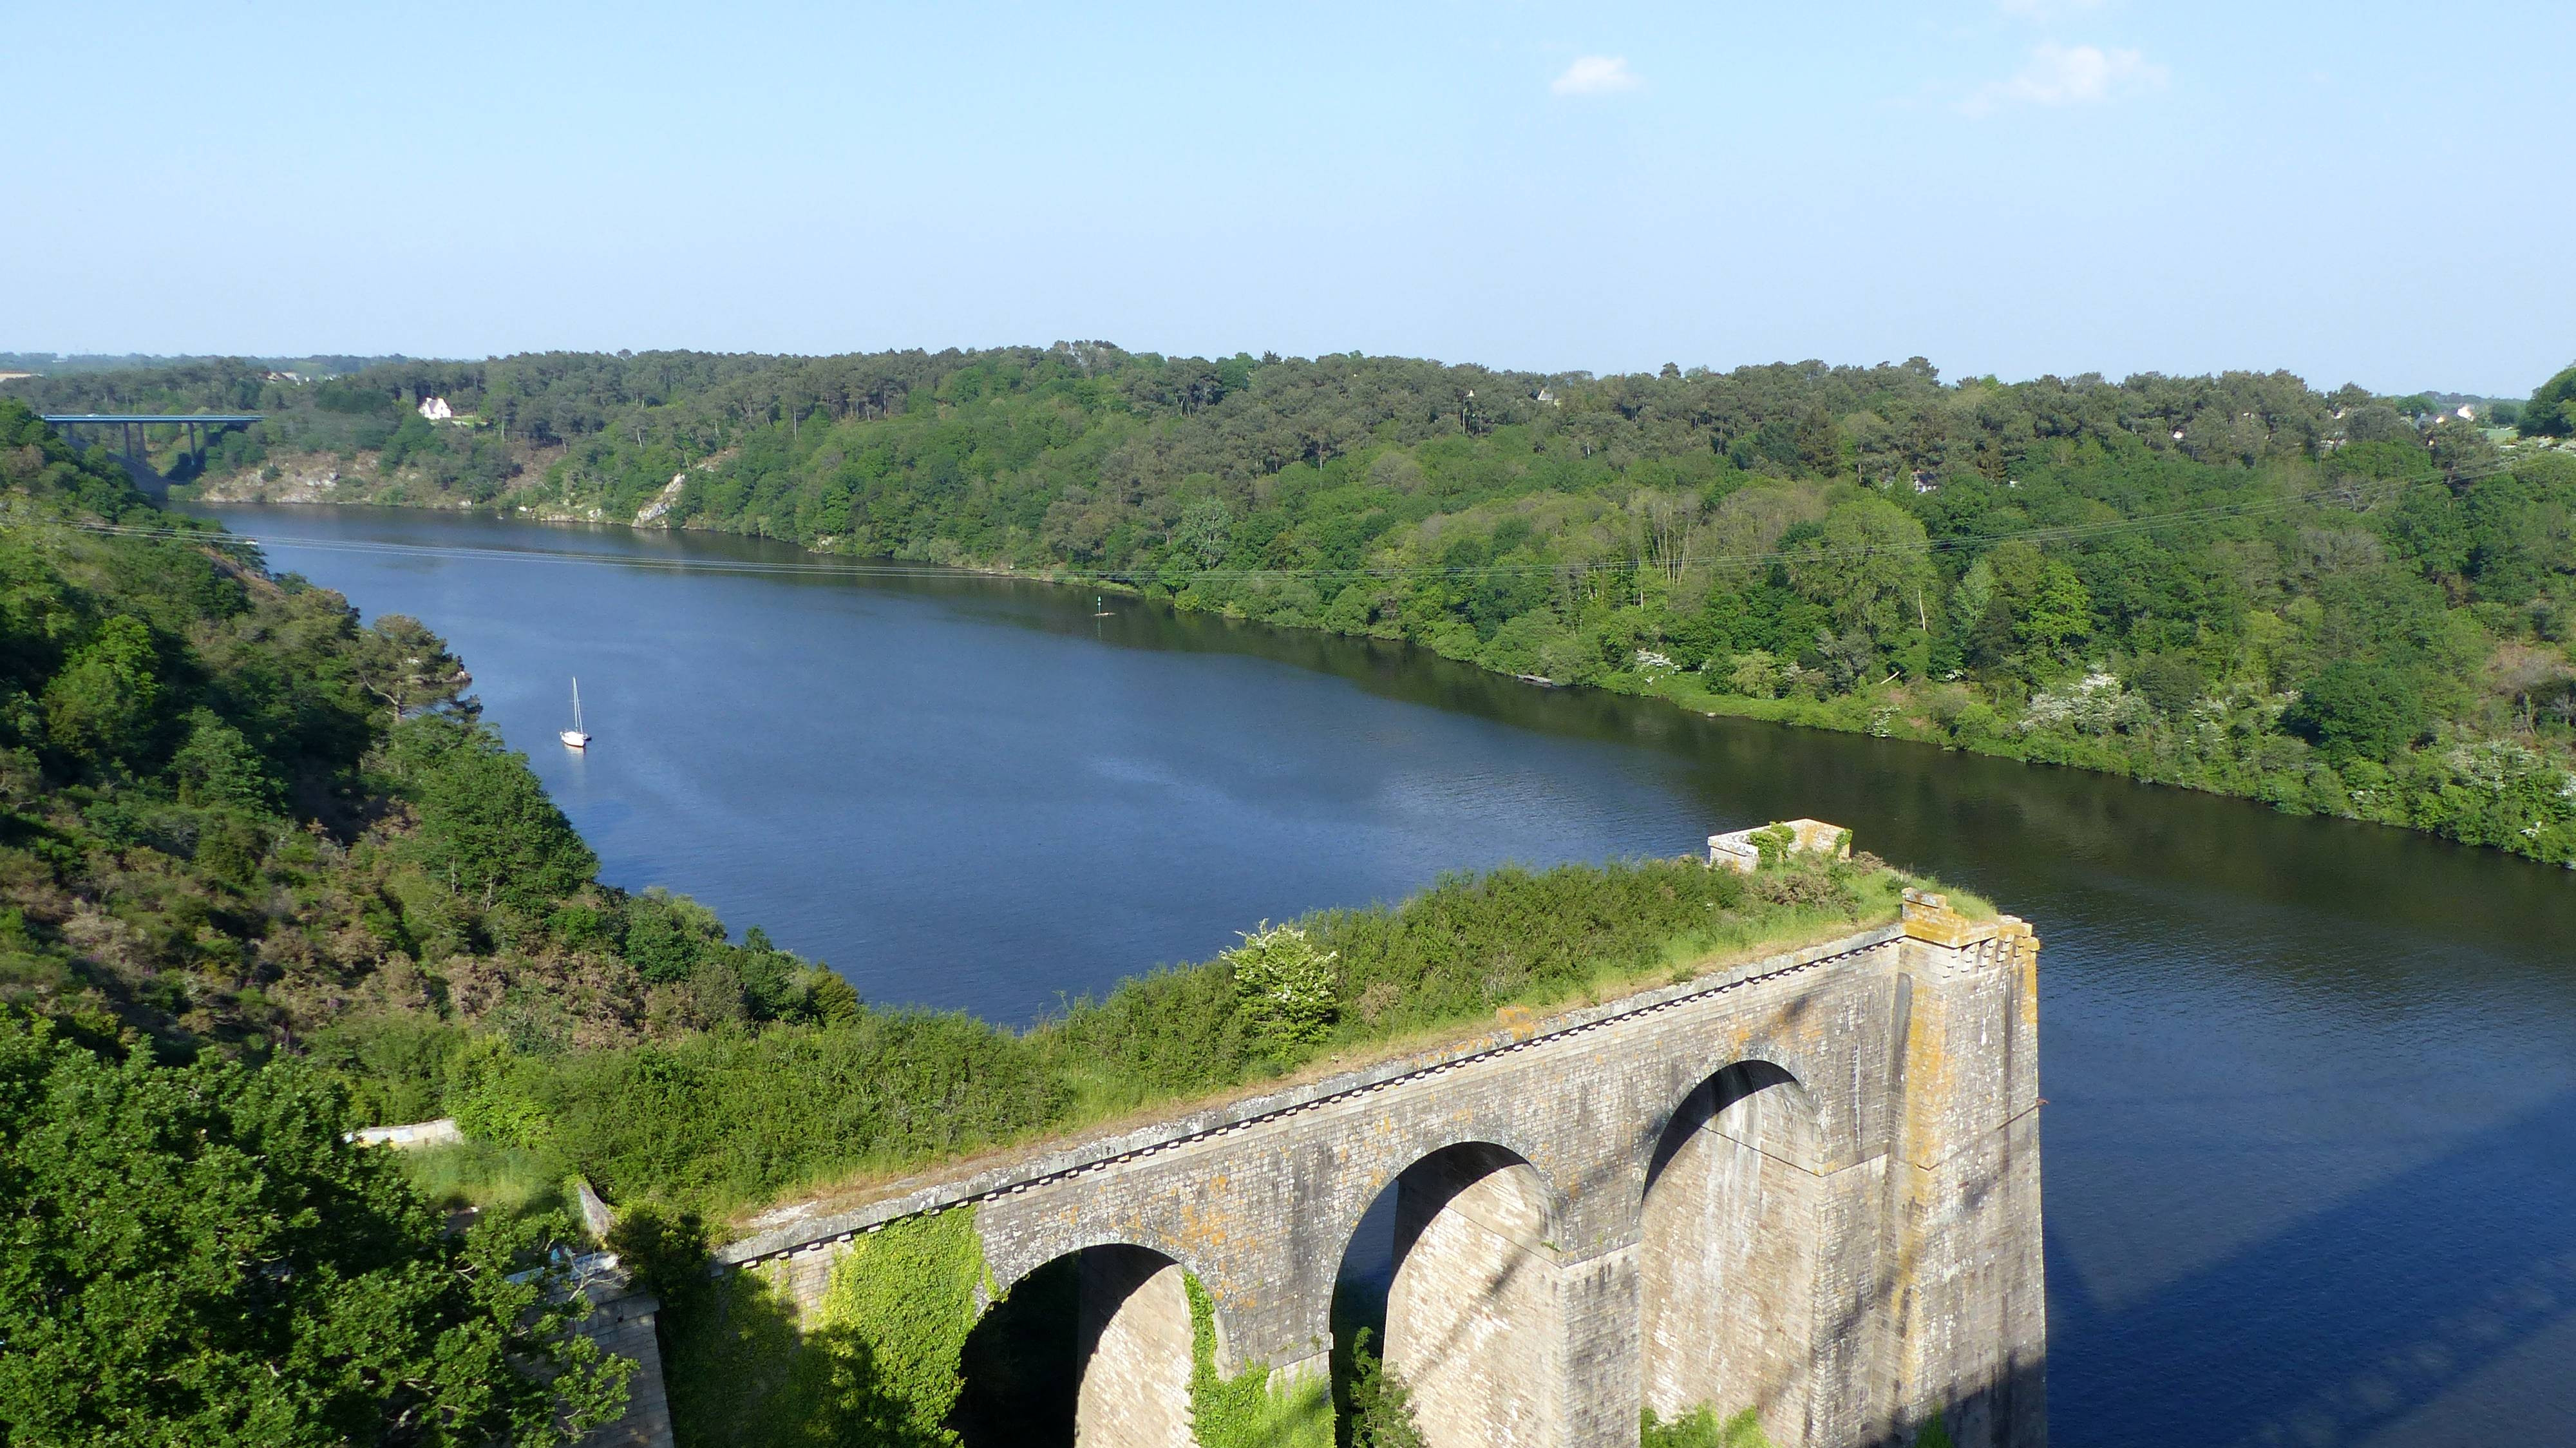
xmin=712 ymin=887 xmax=2047 ymax=1448
xmin=42 ymin=412 xmax=263 ymax=472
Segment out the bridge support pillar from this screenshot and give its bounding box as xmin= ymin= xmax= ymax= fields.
xmin=1880 ymin=893 xmax=2047 ymax=1448
xmin=1557 ymin=1243 xmax=1643 ymax=1448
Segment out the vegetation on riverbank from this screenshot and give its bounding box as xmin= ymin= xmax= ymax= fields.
xmin=1 ymin=392 xmax=1904 ymax=1231
xmin=21 ymin=347 xmax=2576 ymax=866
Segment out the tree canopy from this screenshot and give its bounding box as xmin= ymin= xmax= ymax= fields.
xmin=0 ymin=1015 xmax=626 ymax=1445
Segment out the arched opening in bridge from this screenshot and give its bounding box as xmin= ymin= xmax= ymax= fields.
xmin=951 ymin=1243 xmax=1195 ymax=1448
xmin=1640 ymin=1060 xmax=1823 ymax=1448
xmin=1331 ymin=1141 xmax=1559 ymax=1448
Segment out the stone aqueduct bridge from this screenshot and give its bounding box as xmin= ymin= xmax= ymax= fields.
xmin=715 ymin=891 xmax=2046 ymax=1448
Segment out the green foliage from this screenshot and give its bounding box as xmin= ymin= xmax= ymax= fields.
xmin=169 ymin=707 xmax=283 ymax=810
xmin=648 ymin=1208 xmax=987 ymax=1448
xmin=1186 ymin=1272 xmax=1334 ymax=1448
xmin=1642 ymin=1404 xmax=1777 ymax=1448
xmin=389 ymin=714 xmax=600 ymax=908
xmin=482 ymin=1009 xmax=1061 ymax=1208
xmin=0 ymin=1014 xmax=626 ymax=1445
xmin=2284 ymin=658 xmax=2434 ymax=763
xmin=1227 ymin=919 xmax=1340 ymax=1059
xmin=1334 ymin=1328 xmax=1426 ymax=1448
xmin=803 ymin=1208 xmax=990 ymax=1445
xmin=1748 ymin=823 xmax=1799 ymax=868
xmin=40 ymin=614 xmax=162 ymax=766
xmin=1786 ymin=497 xmax=1935 ymax=651
xmin=2521 ymin=362 xmax=2576 ymax=438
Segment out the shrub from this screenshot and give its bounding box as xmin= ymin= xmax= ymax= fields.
xmin=1227 ymin=920 xmax=1340 ymax=1059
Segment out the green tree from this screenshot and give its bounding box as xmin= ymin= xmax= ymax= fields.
xmin=1226 ymin=920 xmax=1340 ymax=1060
xmin=0 ymin=1015 xmax=627 ymax=1445
xmin=1337 ymin=1328 xmax=1425 ymax=1448
xmin=394 ymin=718 xmax=600 ymax=908
xmin=40 ymin=615 xmax=162 ymax=766
xmin=1786 ymin=499 xmax=1936 ymax=647
xmin=352 ymin=614 xmax=472 ymax=726
xmin=1985 ymin=540 xmax=2093 ymax=657
xmin=2284 ymin=658 xmax=2433 ymax=763
xmin=169 ymin=707 xmax=283 ymax=812
xmin=2519 ymin=363 xmax=2576 ymax=438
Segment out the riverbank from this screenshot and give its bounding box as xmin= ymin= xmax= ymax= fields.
xmin=184 ymin=472 xmax=2576 ymax=871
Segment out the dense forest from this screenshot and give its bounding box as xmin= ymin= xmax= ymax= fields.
xmin=16 ymin=345 xmax=2576 ymax=867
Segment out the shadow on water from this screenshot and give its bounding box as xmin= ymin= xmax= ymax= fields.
xmin=2050 ymin=1085 xmax=2576 ymax=1447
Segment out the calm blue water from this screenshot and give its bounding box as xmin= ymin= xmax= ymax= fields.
xmin=204 ymin=504 xmax=2576 ymax=1448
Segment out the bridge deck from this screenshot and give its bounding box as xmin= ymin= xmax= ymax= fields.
xmin=717 ymin=920 xmax=1909 ymax=1267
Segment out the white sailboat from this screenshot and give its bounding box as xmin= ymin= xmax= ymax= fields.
xmin=560 ymin=678 xmax=592 ymax=750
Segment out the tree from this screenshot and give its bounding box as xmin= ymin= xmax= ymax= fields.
xmin=352 ymin=614 xmax=472 ymax=726
xmin=1785 ymin=499 xmax=1935 ymax=647
xmin=2284 ymin=658 xmax=2433 ymax=763
xmin=2519 ymin=363 xmax=2576 ymax=438
xmin=393 ymin=717 xmax=599 ymax=908
xmin=1225 ymin=920 xmax=1338 ymax=1059
xmin=1171 ymin=497 xmax=1235 ymax=570
xmin=41 ymin=614 xmax=162 ymax=767
xmin=0 ymin=1015 xmax=627 ymax=1445
xmin=1984 ymin=540 xmax=2092 ymax=657
xmin=1338 ymin=1328 xmax=1426 ymax=1448
xmin=169 ymin=707 xmax=283 ymax=812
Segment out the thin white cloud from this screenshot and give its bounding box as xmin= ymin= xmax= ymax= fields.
xmin=1551 ymin=55 xmax=1641 ymax=97
xmin=1962 ymin=41 xmax=2166 ymax=115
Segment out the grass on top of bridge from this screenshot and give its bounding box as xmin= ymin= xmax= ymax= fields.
xmin=728 ymin=852 xmax=1930 ymax=1230
xmin=421 ymin=852 xmax=1949 ymax=1231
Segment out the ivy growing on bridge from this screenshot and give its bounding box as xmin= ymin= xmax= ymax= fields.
xmin=801 ymin=1206 xmax=992 ymax=1444
xmin=642 ymin=1205 xmax=992 ymax=1447
xmin=1641 ymin=1404 xmax=1778 ymax=1447
xmin=1185 ymin=1272 xmax=1334 ymax=1448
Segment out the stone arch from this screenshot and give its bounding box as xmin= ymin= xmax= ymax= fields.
xmin=1351 ymin=1140 xmax=1564 ymax=1448
xmin=954 ymin=1242 xmax=1197 ymax=1448
xmin=984 ymin=1224 xmax=1225 ymax=1305
xmin=1639 ymin=1060 xmax=1825 ymax=1448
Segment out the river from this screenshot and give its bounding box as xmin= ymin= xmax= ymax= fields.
xmin=200 ymin=504 xmax=2576 ymax=1448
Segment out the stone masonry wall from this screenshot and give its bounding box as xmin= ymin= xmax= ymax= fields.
xmin=575 ymin=1288 xmax=674 ymax=1448
xmin=717 ymin=902 xmax=2043 ymax=1448
xmin=1075 ymin=1250 xmax=1196 ymax=1448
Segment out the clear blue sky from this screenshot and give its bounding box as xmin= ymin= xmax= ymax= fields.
xmin=8 ymin=1 xmax=2568 ymax=394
